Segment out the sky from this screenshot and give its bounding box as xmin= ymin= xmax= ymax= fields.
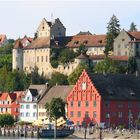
xmin=0 ymin=0 xmax=140 ymax=39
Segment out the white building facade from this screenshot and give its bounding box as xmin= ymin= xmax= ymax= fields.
xmin=20 ymin=89 xmax=38 ymax=122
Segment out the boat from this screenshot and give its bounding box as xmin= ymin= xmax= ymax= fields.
xmin=39 ymin=128 xmax=74 ymax=138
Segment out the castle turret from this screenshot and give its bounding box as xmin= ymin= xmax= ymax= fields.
xmin=12 ymin=40 xmax=23 ymax=70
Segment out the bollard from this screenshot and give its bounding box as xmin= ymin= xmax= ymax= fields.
xmin=4 ymin=127 xmax=6 ymax=136
xmin=8 ymin=129 xmax=10 ymax=136
xmin=31 ymin=129 xmax=34 ymax=138
xmin=0 ymin=127 xmax=2 ymax=136
xmin=13 ymin=129 xmax=15 ymax=137
xmin=37 ymin=127 xmax=40 ymax=138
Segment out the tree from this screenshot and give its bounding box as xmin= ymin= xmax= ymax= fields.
xmin=68 ymin=63 xmax=89 ymax=85
xmin=94 ymin=58 xmax=121 ymax=73
xmin=0 ymin=114 xmax=14 ymax=127
xmin=49 ymin=72 xmax=68 ymax=86
xmin=45 ymin=98 xmax=66 ymax=138
xmin=129 ymin=22 xmax=137 ymax=32
xmin=127 ymin=57 xmax=137 ymax=73
xmin=105 ymin=15 xmax=121 ymax=55
xmin=30 ymin=66 xmax=47 ymax=84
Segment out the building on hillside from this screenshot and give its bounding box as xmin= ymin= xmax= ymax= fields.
xmin=66 ymin=34 xmax=106 ymax=56
xmin=20 ymin=85 xmax=47 ymax=122
xmin=0 ymin=91 xmax=24 ymax=121
xmin=0 ymin=34 xmax=7 ymax=47
xmin=12 ymin=18 xmax=109 ymax=77
xmin=36 ymin=18 xmax=66 ymax=38
xmin=114 ymin=30 xmax=140 ymax=57
xmin=67 ymin=70 xmax=140 ymax=128
xmin=37 ymin=85 xmax=73 ymax=125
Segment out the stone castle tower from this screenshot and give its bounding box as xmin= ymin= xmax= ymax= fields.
xmin=12 ymin=40 xmax=23 ymax=70
xmin=36 ymin=18 xmax=66 ymax=38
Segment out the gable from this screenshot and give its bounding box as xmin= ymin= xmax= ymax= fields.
xmin=67 ymin=70 xmax=101 ymax=101
xmin=37 ymin=18 xmax=51 ymax=33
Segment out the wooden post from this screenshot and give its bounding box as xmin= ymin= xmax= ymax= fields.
xmin=12 ymin=129 xmax=15 ymax=137
xmin=37 ymin=126 xmax=40 ymax=138
xmin=17 ymin=126 xmax=20 ymax=137
xmin=4 ymin=126 xmax=6 ymax=136
xmin=31 ymin=128 xmax=34 ymax=138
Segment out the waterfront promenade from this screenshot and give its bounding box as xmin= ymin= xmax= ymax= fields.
xmin=0 ymin=126 xmax=140 ymax=139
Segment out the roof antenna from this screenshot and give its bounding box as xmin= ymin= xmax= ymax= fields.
xmin=51 ymin=13 xmax=54 ymax=24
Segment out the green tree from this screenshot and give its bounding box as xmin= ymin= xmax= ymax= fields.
xmin=94 ymin=58 xmax=120 ymax=73
xmin=0 ymin=114 xmax=14 ymax=127
xmin=58 ymin=48 xmax=76 ymax=64
xmin=129 ymin=22 xmax=137 ymax=32
xmin=30 ymin=66 xmax=47 ymax=84
xmin=127 ymin=57 xmax=137 ymax=73
xmin=45 ymin=98 xmax=66 ymax=138
xmin=68 ymin=63 xmax=89 ymax=85
xmin=49 ymin=72 xmax=68 ymax=86
xmin=77 ymin=45 xmax=87 ymax=55
xmin=105 ymin=15 xmax=121 ymax=55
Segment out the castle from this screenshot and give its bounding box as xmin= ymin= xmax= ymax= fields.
xmin=12 ymin=18 xmax=82 ymax=77
xmin=13 ymin=18 xmax=140 ymax=77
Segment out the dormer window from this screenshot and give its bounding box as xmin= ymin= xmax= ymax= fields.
xmin=98 ymin=40 xmax=102 ymax=43
xmin=74 ymin=41 xmax=79 ymax=45
xmin=84 ymin=40 xmax=88 ymax=44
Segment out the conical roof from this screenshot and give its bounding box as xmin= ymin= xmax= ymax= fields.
xmin=14 ymin=40 xmax=23 ymax=49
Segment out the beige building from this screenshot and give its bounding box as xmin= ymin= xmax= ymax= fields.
xmin=114 ymin=30 xmax=140 ymax=57
xmin=37 ymin=85 xmax=73 ymax=125
xmin=66 ymin=34 xmax=106 ymax=56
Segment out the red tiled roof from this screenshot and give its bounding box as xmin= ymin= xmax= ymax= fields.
xmin=66 ymin=34 xmax=106 ymax=48
xmin=25 ymin=37 xmax=50 ymax=49
xmin=110 ymin=55 xmax=129 ymax=61
xmin=14 ymin=40 xmax=23 ymax=49
xmin=0 ymin=34 xmax=7 ymax=44
xmin=89 ymin=55 xmax=105 ymax=60
xmin=21 ymin=36 xmax=33 ymax=44
xmin=89 ymin=55 xmax=128 ymax=61
xmin=128 ymin=31 xmax=140 ymax=40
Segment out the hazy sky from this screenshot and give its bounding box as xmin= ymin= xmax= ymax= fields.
xmin=0 ymin=0 xmax=140 ymax=39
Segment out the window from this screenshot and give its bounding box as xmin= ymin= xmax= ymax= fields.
xmin=93 ymin=111 xmax=97 ymax=118
xmin=27 ymin=96 xmax=30 ymax=101
xmin=26 ymin=112 xmax=30 ymax=117
xmin=33 ymin=105 xmax=36 ymax=109
xmin=46 ymin=56 xmax=48 ymax=62
xmin=118 ymin=51 xmax=121 ymax=55
xmin=105 ymin=101 xmax=110 ymax=108
xmin=26 ymin=104 xmax=30 ymax=109
xmin=118 ymin=112 xmax=123 ymax=118
xmin=85 ymin=111 xmax=89 ymax=117
xmin=20 ymin=105 xmax=24 ymax=109
xmin=37 ymin=56 xmax=39 ymax=62
xmin=70 ymin=111 xmax=74 ymax=117
xmin=70 ymin=101 xmax=73 ymax=107
xmin=93 ymin=101 xmax=96 ymax=107
xmin=77 ymin=111 xmax=81 ymax=117
xmin=42 ymin=56 xmax=43 ymax=62
xmin=122 ymin=38 xmax=125 ymax=41
xmin=82 ymin=82 xmax=87 ymax=90
xmin=128 ymin=102 xmax=132 ymax=108
xmin=20 ymin=112 xmax=24 ymax=117
xmin=85 ymin=101 xmax=89 ymax=107
xmin=7 ymin=101 xmax=9 ymax=104
xmin=6 ymin=108 xmax=8 ymax=112
xmin=33 ymin=112 xmax=36 ymax=117
xmin=15 ymin=108 xmax=18 ymax=112
xmin=106 ymin=113 xmax=110 ymax=118
xmin=118 ymin=102 xmax=123 ymax=108
xmin=78 ymin=101 xmax=81 ymax=107
xmin=125 ymin=51 xmax=127 ymax=56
